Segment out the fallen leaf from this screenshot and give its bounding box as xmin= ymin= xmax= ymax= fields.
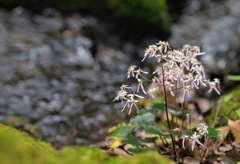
xmin=228 ymin=120 xmax=240 ymax=144
xmin=232 ymin=141 xmax=240 ymax=150
xmin=105 ymin=137 xmax=122 ymax=148
xmin=218 ymin=143 xmax=233 ymax=152
xmin=207 ymin=126 xmax=229 ymax=155
xmin=212 ymin=126 xmax=229 ymax=146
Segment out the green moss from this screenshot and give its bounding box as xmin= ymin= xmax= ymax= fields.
xmin=206 ymin=86 xmax=240 ymax=127
xmin=105 ymin=0 xmax=170 ymax=30
xmin=0 ymin=124 xmax=174 ymax=164
xmin=0 ymin=124 xmax=56 ymax=164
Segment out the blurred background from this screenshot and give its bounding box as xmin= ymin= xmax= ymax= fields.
xmin=0 ymin=0 xmax=239 ymax=148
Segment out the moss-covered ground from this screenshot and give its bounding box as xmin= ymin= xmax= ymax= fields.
xmin=0 ymin=124 xmax=174 ymax=164
xmin=206 ymin=86 xmax=240 ymax=127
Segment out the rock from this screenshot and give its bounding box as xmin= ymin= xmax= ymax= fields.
xmin=170 ymin=0 xmax=240 ymax=76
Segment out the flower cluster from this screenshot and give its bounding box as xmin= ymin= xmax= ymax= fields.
xmin=113 ymin=85 xmax=143 ymax=115
xmin=114 ymin=41 xmax=221 ymax=114
xmin=181 ymin=123 xmax=208 ymax=151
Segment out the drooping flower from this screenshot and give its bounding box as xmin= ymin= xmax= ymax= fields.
xmin=181 ymin=85 xmax=190 ymax=102
xmin=214 ymin=78 xmax=221 ymax=92
xmin=190 ymin=132 xmax=204 ymax=151
xmin=142 ymin=45 xmax=158 ymax=62
xmin=181 ymin=134 xmax=189 ymax=149
xmin=121 ymin=93 xmax=143 ymax=115
xmin=127 ymin=65 xmax=137 ymax=78
xmin=137 ymin=79 xmax=147 ymax=94
xmin=207 ymin=80 xmax=221 ymax=95
xmin=135 ymin=68 xmax=148 ymax=79
xmin=197 ymin=123 xmax=208 ymax=139
xmin=113 ymin=85 xmax=130 ymax=102
xmin=156 ymin=41 xmax=170 ymax=53
xmin=113 ymin=89 xmax=127 ymax=102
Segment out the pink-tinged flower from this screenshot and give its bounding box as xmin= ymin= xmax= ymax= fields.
xmin=135 ymin=68 xmax=148 ymax=79
xmin=214 ymin=78 xmax=221 ymax=92
xmin=152 ymin=67 xmax=162 ymax=76
xmin=194 ymin=74 xmax=207 ymax=87
xmin=113 ymin=89 xmax=127 ymax=102
xmin=197 ymin=123 xmax=208 ymax=139
xmin=190 ymin=132 xmax=203 ymax=151
xmin=183 ymin=73 xmax=199 ymax=89
xmin=121 ymin=93 xmax=143 ymax=115
xmin=142 ymin=45 xmax=157 ymax=62
xmin=113 ymin=85 xmax=131 ymax=102
xmin=191 ymin=64 xmax=206 ymax=78
xmin=156 ymin=41 xmax=170 ymax=53
xmin=182 ymin=44 xmax=191 ymax=51
xmin=137 ymin=79 xmax=147 ymax=94
xmin=207 ymin=80 xmax=221 ymax=95
xmin=181 ymin=85 xmax=190 ymax=102
xmin=147 ymin=87 xmax=157 ymax=98
xmin=181 ymin=134 xmax=189 ymax=149
xmin=182 ymin=56 xmax=191 ymax=70
xmin=166 ymin=81 xmax=175 ymax=96
xmin=192 ymin=46 xmax=201 ymax=53
xmin=127 ymin=65 xmax=137 ymax=78
xmin=120 ymin=84 xmax=131 ymax=90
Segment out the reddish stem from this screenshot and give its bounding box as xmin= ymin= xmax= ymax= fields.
xmin=181 ymin=99 xmax=186 ymax=130
xmin=161 ymin=65 xmax=177 ymax=161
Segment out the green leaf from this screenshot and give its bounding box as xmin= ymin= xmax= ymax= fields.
xmin=122 ymin=135 xmax=145 ymax=147
xmin=143 ymin=125 xmax=169 ymax=138
xmin=157 ymin=121 xmax=168 ymax=129
xmin=151 ymin=103 xmax=165 ymax=111
xmin=142 ymin=137 xmax=159 ymax=143
xmin=130 ymin=110 xmax=155 ymax=127
xmin=128 ymin=147 xmax=157 ymax=154
xmin=167 ymin=130 xmax=182 ymax=136
xmin=228 ymin=75 xmax=240 ymax=81
xmin=122 ymin=135 xmax=158 ymax=147
xmin=207 ymin=127 xmax=219 ymax=138
xmin=235 ymin=108 xmax=240 ymax=117
xmin=108 ymin=123 xmax=134 ymax=139
xmin=150 ymin=103 xmax=190 ymax=116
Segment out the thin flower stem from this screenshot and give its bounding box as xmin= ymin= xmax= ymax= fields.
xmin=200 ymin=137 xmax=209 ymax=163
xmin=139 ymin=74 xmax=152 ymax=82
xmin=161 ymin=65 xmax=171 ymax=129
xmin=178 ymin=136 xmax=184 ymax=163
xmin=155 ymin=142 xmax=162 ymax=154
xmin=200 ymin=148 xmax=208 ymax=163
xmin=160 ymin=136 xmax=166 ymax=145
xmin=173 ymin=82 xmax=178 ymax=129
xmin=164 ymin=137 xmax=169 ymax=145
xmin=181 ymin=97 xmax=186 ymax=130
xmin=161 ymin=65 xmax=177 ymax=161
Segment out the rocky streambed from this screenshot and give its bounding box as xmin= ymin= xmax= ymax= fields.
xmin=0 ymin=7 xmax=135 ymax=147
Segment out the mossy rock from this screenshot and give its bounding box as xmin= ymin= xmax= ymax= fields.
xmin=0 ymin=124 xmax=175 ymax=164
xmin=206 ymin=86 xmax=240 ymax=127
